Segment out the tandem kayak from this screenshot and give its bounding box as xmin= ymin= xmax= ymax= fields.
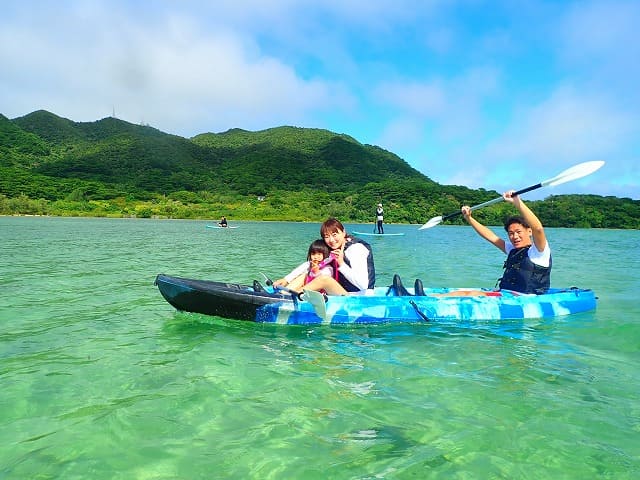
xmin=154 ymin=274 xmax=597 ymax=325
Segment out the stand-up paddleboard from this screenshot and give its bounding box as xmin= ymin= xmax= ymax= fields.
xmin=352 ymin=231 xmax=405 ymax=237
xmin=206 ymin=225 xmax=238 ymax=229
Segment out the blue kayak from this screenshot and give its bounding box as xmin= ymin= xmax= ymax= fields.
xmin=155 ymin=274 xmax=597 ymax=325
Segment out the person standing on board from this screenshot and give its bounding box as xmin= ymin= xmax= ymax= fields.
xmin=375 ymin=203 xmax=384 ymax=234
xmin=461 ymin=190 xmax=552 ymax=294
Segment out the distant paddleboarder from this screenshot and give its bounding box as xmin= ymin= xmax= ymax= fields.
xmin=375 ymin=203 xmax=384 ymax=234
xmin=218 ymin=216 xmax=228 ymax=227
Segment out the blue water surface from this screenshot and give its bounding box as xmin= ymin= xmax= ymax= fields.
xmin=1 ymin=217 xmax=639 ymax=479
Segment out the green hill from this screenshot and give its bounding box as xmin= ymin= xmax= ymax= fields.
xmin=6 ymin=111 xmax=434 ymax=196
xmin=192 ymin=125 xmax=434 ymax=193
xmin=0 ymin=110 xmax=638 ymax=228
xmin=9 ymin=111 xmax=217 ymax=195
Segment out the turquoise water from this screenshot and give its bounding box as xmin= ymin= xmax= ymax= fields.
xmin=1 ymin=216 xmax=639 ymax=479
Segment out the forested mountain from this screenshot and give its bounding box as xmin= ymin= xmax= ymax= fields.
xmin=191 ymin=126 xmax=426 ymax=193
xmin=4 ymin=110 xmax=433 ymax=197
xmin=1 ymin=110 xmax=638 ymax=228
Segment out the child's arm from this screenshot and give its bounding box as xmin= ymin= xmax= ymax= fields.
xmin=273 ymin=261 xmax=309 ymax=287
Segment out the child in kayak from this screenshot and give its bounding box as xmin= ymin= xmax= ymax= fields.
xmin=276 ymin=218 xmax=376 ymax=296
xmin=274 ymin=239 xmax=338 ymax=292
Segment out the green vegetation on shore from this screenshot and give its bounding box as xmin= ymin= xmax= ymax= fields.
xmin=1 ymin=110 xmax=638 ymax=228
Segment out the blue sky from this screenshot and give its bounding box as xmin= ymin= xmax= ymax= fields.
xmin=1 ymin=0 xmax=638 ymax=199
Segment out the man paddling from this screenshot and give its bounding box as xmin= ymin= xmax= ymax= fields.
xmin=462 ymin=191 xmax=551 ymax=294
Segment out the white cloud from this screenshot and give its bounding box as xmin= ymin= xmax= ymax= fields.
xmin=561 ymin=0 xmax=640 ymax=60
xmin=376 ymin=117 xmax=426 ymax=154
xmin=375 ymin=66 xmax=500 ymax=121
xmin=452 ymin=85 xmax=638 ymax=197
xmin=0 ymin=2 xmax=348 ymax=135
xmin=558 ymin=0 xmax=640 ymax=101
xmin=487 ymin=86 xmax=635 ymax=162
xmin=375 ymin=81 xmax=447 ymax=117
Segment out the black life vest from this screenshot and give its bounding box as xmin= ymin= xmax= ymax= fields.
xmin=339 ymin=238 xmax=376 ymax=292
xmin=499 ymin=245 xmax=552 ymax=294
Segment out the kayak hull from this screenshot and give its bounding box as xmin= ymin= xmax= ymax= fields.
xmin=155 ymin=274 xmax=293 ymax=320
xmin=155 ymin=274 xmax=597 ymax=325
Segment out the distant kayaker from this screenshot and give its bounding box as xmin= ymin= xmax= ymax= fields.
xmin=462 ymin=191 xmax=551 ymax=294
xmin=375 ymin=203 xmax=384 ymax=234
xmin=272 ymin=239 xmax=337 ymax=292
xmin=218 ymin=216 xmax=228 ymax=227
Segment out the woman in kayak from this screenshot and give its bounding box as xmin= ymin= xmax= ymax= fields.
xmin=274 ymin=239 xmax=337 ymax=292
xmin=461 ymin=190 xmax=551 ymax=294
xmin=275 ymin=217 xmax=376 ymax=295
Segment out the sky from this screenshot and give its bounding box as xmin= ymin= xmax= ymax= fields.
xmin=1 ymin=0 xmax=638 ymax=200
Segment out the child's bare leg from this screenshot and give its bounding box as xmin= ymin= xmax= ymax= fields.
xmin=286 ymin=274 xmax=306 ymax=292
xmin=304 ymin=276 xmax=348 ymax=295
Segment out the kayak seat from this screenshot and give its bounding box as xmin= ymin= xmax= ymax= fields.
xmin=392 ymin=274 xmax=411 ymax=296
xmin=414 ymin=279 xmax=425 ymax=296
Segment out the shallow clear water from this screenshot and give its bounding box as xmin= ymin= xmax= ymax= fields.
xmin=1 ymin=217 xmax=639 ymax=479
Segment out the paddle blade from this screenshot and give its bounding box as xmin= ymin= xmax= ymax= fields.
xmin=302 ymin=289 xmax=328 ymax=321
xmin=419 ymin=216 xmax=443 ymax=230
xmin=544 ymin=160 xmax=605 ymax=187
